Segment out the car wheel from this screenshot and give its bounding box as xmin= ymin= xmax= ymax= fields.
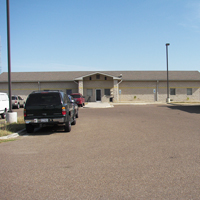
xmin=1 ymin=108 xmax=7 ymax=119
xmin=26 ymin=124 xmax=34 ymax=133
xmin=1 ymin=113 xmax=6 ymax=119
xmin=71 ymin=116 xmax=76 ymax=125
xmin=64 ymin=121 xmax=71 ymax=132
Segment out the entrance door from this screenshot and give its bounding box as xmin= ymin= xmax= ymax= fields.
xmin=96 ymin=89 xmax=101 ymax=101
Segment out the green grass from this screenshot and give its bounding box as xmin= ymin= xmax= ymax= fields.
xmin=0 ymin=116 xmax=25 ymax=137
xmin=0 ymin=139 xmax=17 ymax=143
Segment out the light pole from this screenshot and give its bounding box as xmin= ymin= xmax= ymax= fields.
xmin=6 ymin=0 xmax=12 ymax=112
xmin=6 ymin=0 xmax=17 ymax=123
xmin=166 ymin=43 xmax=170 ymax=103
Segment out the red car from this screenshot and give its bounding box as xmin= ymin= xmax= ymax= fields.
xmin=70 ymin=93 xmax=85 ymax=107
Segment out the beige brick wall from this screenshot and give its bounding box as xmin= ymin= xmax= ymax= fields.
xmin=119 ymin=81 xmax=157 ymax=102
xmin=119 ymin=81 xmax=200 ymax=102
xmin=157 ymin=81 xmax=200 ymax=102
xmin=0 ymin=81 xmax=78 ymax=100
xmin=0 ymin=79 xmax=199 ymax=103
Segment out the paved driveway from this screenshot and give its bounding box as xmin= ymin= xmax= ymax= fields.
xmin=0 ymin=104 xmax=200 ymax=199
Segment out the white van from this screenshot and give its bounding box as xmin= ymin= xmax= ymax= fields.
xmin=0 ymin=92 xmax=9 ymax=119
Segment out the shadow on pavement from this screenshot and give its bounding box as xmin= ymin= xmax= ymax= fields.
xmin=22 ymin=126 xmax=63 ymax=136
xmin=167 ymin=104 xmax=200 ymax=114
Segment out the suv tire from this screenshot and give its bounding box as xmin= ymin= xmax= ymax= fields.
xmin=26 ymin=124 xmax=34 ymax=133
xmin=71 ymin=116 xmax=76 ymax=125
xmin=76 ymin=111 xmax=79 ymax=118
xmin=64 ymin=121 xmax=71 ymax=132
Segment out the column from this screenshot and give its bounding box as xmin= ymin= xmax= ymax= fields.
xmin=78 ymin=80 xmax=83 ymax=95
xmin=113 ymin=80 xmax=118 ymax=103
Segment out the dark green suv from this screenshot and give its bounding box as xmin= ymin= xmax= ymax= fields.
xmin=24 ymin=90 xmax=76 ymax=133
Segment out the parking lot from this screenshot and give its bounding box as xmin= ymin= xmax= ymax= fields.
xmin=0 ymin=104 xmax=200 ymax=199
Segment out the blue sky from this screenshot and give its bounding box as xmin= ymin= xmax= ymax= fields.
xmin=0 ymin=0 xmax=200 ymax=72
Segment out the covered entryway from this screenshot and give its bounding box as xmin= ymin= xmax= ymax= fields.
xmin=96 ymin=89 xmax=101 ymax=101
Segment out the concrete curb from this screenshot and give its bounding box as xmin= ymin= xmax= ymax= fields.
xmin=0 ymin=128 xmax=26 ymax=140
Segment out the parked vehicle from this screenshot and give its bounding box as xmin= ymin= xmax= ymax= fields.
xmin=70 ymin=93 xmax=85 ymax=107
xmin=68 ymin=95 xmax=79 ymax=118
xmin=24 ymin=90 xmax=76 ymax=133
xmin=0 ymin=92 xmax=9 ymax=119
xmin=12 ymin=95 xmax=25 ymax=109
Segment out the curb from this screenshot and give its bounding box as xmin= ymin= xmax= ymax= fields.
xmin=0 ymin=128 xmax=26 ymax=140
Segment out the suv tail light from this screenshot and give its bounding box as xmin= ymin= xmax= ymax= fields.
xmin=62 ymin=107 xmax=66 ymax=116
xmin=24 ymin=109 xmax=26 ymax=117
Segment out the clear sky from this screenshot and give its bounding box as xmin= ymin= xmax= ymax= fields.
xmin=0 ymin=0 xmax=200 ymax=73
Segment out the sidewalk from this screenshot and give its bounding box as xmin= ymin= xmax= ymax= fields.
xmin=84 ymin=102 xmax=114 ymax=108
xmin=84 ymin=101 xmax=167 ymax=108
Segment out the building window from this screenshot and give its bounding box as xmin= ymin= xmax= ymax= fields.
xmin=87 ymin=89 xmax=93 ymax=96
xmin=89 ymin=76 xmax=92 ymax=80
xmin=105 ymin=76 xmax=107 ymax=80
xmin=187 ymin=88 xmax=192 ymax=95
xmin=170 ymin=88 xmax=176 ymax=95
xmin=96 ymin=75 xmax=100 ymax=79
xmin=66 ymin=89 xmax=72 ymax=95
xmin=104 ymin=89 xmax=110 ymax=96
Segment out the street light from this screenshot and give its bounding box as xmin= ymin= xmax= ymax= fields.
xmin=6 ymin=0 xmax=17 ymax=123
xmin=6 ymin=0 xmax=12 ymax=112
xmin=166 ymin=43 xmax=170 ymax=103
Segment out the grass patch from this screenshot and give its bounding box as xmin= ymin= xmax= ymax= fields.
xmin=0 ymin=116 xmax=25 ymax=137
xmin=0 ymin=139 xmax=17 ymax=143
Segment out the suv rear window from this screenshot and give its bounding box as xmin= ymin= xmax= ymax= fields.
xmin=12 ymin=96 xmax=17 ymax=100
xmin=26 ymin=93 xmax=61 ymax=106
xmin=71 ymin=94 xmax=81 ymax=98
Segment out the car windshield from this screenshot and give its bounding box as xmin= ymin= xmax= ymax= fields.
xmin=12 ymin=96 xmax=17 ymax=100
xmin=26 ymin=93 xmax=61 ymax=106
xmin=71 ymin=94 xmax=80 ymax=98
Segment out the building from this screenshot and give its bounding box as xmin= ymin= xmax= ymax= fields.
xmin=0 ymin=71 xmax=200 ymax=102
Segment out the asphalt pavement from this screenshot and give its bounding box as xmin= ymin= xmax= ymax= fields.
xmin=0 ymin=104 xmax=200 ymax=199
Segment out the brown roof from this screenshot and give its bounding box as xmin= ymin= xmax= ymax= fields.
xmin=0 ymin=71 xmax=200 ymax=82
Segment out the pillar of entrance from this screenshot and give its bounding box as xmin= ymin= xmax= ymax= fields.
xmin=78 ymin=80 xmax=83 ymax=95
xmin=113 ymin=80 xmax=118 ymax=103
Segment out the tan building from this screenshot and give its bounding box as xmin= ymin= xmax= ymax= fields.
xmin=0 ymin=71 xmax=200 ymax=103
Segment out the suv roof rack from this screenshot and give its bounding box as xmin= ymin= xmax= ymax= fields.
xmin=31 ymin=90 xmax=63 ymax=94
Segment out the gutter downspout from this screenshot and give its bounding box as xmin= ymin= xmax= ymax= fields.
xmin=156 ymin=80 xmax=159 ymax=101
xmin=38 ymin=81 xmax=40 ymax=91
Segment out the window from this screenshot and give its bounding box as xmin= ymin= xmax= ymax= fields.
xmin=87 ymin=89 xmax=93 ymax=96
xmin=104 ymin=89 xmax=110 ymax=96
xmin=105 ymin=76 xmax=107 ymax=80
xmin=187 ymin=88 xmax=192 ymax=95
xmin=18 ymin=96 xmax=23 ymax=100
xmin=66 ymin=89 xmax=72 ymax=95
xmin=89 ymin=76 xmax=92 ymax=80
xmin=96 ymin=75 xmax=100 ymax=79
xmin=71 ymin=94 xmax=81 ymax=98
xmin=170 ymin=88 xmax=176 ymax=95
xmin=26 ymin=93 xmax=61 ymax=106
